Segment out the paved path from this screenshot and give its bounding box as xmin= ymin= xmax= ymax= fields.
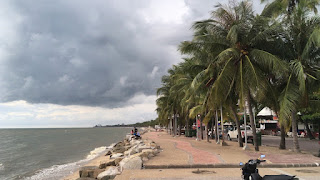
xmin=144 ymin=131 xmax=320 ymax=166
xmin=114 ymin=130 xmax=320 ymax=180
xmin=170 ymin=139 xmax=221 ymax=164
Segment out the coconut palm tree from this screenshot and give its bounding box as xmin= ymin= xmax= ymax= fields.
xmin=203 ymin=1 xmax=285 ymax=151
xmin=261 ymin=0 xmax=320 ymax=152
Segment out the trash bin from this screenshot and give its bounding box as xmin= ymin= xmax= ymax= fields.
xmin=256 ymin=131 xmax=262 ymax=146
xmin=191 ymin=129 xmax=196 ymax=137
xmin=185 ymin=129 xmax=190 ymax=137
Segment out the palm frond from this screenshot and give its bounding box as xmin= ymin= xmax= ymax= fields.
xmin=302 ymin=28 xmax=320 ymax=59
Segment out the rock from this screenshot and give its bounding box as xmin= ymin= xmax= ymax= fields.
xmin=114 ymin=157 xmax=124 ymax=166
xmin=99 ymin=159 xmax=116 ymax=169
xmin=136 ymin=144 xmax=151 ymax=153
xmin=79 ymin=166 xmax=104 ymax=178
xmin=124 ymin=145 xmax=131 ymax=151
xmin=125 ymin=134 xmax=133 ymax=141
xmin=142 ymin=149 xmax=156 ymax=158
xmin=112 ymin=146 xmax=125 ymax=153
xmin=110 ymin=153 xmax=123 ymax=159
xmin=130 ymin=139 xmax=142 ymax=146
xmin=142 ymin=156 xmax=149 ymax=162
xmin=105 ymin=150 xmax=112 ymax=156
xmin=124 ymin=145 xmax=138 ymax=156
xmin=76 ymin=178 xmax=96 ymax=180
xmin=119 ymin=156 xmax=143 ymax=171
xmin=97 ymin=166 xmax=121 ymax=180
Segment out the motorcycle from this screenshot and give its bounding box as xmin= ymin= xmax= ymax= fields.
xmin=240 ymin=155 xmax=297 ymax=180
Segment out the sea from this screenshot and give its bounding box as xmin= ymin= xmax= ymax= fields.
xmin=0 ymin=127 xmax=131 ymax=180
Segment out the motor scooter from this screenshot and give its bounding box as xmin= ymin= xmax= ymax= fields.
xmin=240 ymin=155 xmax=297 ymax=180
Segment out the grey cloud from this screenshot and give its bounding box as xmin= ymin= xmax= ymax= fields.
xmin=0 ymin=0 xmax=217 ymax=107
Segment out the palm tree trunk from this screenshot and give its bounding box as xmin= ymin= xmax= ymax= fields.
xmin=279 ymin=123 xmax=286 ymax=149
xmin=304 ymin=119 xmax=315 ymax=140
xmin=230 ymin=105 xmax=243 ymax=147
xmin=205 ymin=124 xmax=209 ymax=142
xmin=215 ymin=110 xmax=218 ymax=142
xmin=247 ymin=92 xmax=259 ymax=151
xmin=178 ymin=118 xmax=182 ymax=136
xmin=291 ymin=111 xmax=301 ymax=152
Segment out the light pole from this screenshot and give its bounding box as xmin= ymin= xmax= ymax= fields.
xmin=176 ymin=114 xmax=179 ymax=136
xmin=168 ymin=116 xmax=171 ymax=135
xmin=196 ymin=114 xmax=201 ymax=141
xmin=243 ymin=103 xmax=249 ymax=150
xmin=216 ymin=110 xmax=220 ymax=144
xmin=172 ymin=115 xmax=175 ymax=137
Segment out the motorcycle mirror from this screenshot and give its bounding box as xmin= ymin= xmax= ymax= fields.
xmin=260 ymin=154 xmax=266 ymax=158
xmin=239 ymin=162 xmax=243 ymax=166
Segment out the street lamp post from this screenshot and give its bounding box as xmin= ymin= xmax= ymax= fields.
xmin=216 ymin=110 xmax=220 ymax=144
xmin=172 ymin=115 xmax=175 ymax=137
xmin=176 ymin=114 xmax=179 ymax=136
xmin=243 ymin=104 xmax=249 ymax=150
xmin=168 ymin=116 xmax=171 ymax=135
xmin=196 ymin=114 xmax=201 ymax=141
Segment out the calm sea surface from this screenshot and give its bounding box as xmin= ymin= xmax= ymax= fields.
xmin=0 ymin=127 xmax=131 ymax=180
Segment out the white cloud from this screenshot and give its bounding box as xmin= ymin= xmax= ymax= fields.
xmin=139 ymin=0 xmax=189 ymax=24
xmin=148 ymin=66 xmax=159 ymax=79
xmin=119 ymin=76 xmax=128 ymax=86
xmin=0 ymin=94 xmax=157 ymax=128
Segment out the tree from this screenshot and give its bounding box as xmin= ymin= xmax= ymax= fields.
xmin=200 ymin=1 xmax=284 ymax=151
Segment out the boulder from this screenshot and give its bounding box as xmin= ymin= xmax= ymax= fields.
xmin=119 ymin=156 xmax=143 ymax=171
xmin=112 ymin=146 xmax=125 ymax=153
xmin=105 ymin=150 xmax=112 ymax=156
xmin=79 ymin=166 xmax=104 ymax=178
xmin=130 ymin=139 xmax=142 ymax=146
xmin=125 ymin=134 xmax=133 ymax=141
xmin=142 ymin=149 xmax=156 ymax=158
xmin=110 ymin=153 xmax=123 ymax=159
xmin=97 ymin=166 xmax=121 ymax=180
xmin=76 ymin=178 xmax=96 ymax=180
xmin=124 ymin=145 xmax=138 ymax=156
xmin=124 ymin=145 xmax=131 ymax=151
xmin=136 ymin=144 xmax=151 ymax=153
xmin=114 ymin=157 xmax=124 ymax=166
xmin=99 ymin=159 xmax=116 ymax=169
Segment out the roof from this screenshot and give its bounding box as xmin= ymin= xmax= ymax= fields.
xmin=257 ymin=107 xmax=276 ymax=116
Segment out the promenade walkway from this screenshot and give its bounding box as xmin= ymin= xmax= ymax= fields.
xmin=115 ymin=130 xmax=320 ymax=180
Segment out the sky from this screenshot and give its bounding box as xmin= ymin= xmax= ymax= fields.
xmin=0 ymin=0 xmax=264 ymax=128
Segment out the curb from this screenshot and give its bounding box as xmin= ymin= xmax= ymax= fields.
xmin=144 ymin=163 xmax=320 ymax=169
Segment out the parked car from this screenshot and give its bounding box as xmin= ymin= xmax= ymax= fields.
xmin=227 ymin=126 xmax=253 ymax=142
xmin=208 ymin=128 xmax=222 ymax=138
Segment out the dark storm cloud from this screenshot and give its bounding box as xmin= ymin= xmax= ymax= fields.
xmin=0 ymin=0 xmax=215 ymax=107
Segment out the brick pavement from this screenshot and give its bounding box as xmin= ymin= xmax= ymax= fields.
xmin=143 ymin=130 xmax=320 ymax=167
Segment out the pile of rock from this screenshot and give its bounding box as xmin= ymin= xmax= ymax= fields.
xmin=76 ymin=133 xmax=160 ymax=180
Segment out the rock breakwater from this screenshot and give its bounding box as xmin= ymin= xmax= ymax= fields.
xmin=76 ymin=129 xmax=160 ymax=180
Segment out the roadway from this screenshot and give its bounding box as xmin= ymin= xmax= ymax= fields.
xmin=261 ymin=135 xmax=320 ymax=155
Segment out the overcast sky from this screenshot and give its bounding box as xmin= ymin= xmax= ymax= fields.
xmin=0 ymin=0 xmax=264 ymax=128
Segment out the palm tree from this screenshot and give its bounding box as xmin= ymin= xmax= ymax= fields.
xmin=200 ymin=1 xmax=284 ymax=151
xmin=261 ymin=0 xmax=320 ymax=152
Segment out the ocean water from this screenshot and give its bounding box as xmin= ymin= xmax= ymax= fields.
xmin=0 ymin=127 xmax=131 ymax=180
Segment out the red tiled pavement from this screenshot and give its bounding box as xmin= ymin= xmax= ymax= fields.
xmin=145 ymin=131 xmax=221 ymax=164
xmin=170 ymin=139 xmax=221 ymax=164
